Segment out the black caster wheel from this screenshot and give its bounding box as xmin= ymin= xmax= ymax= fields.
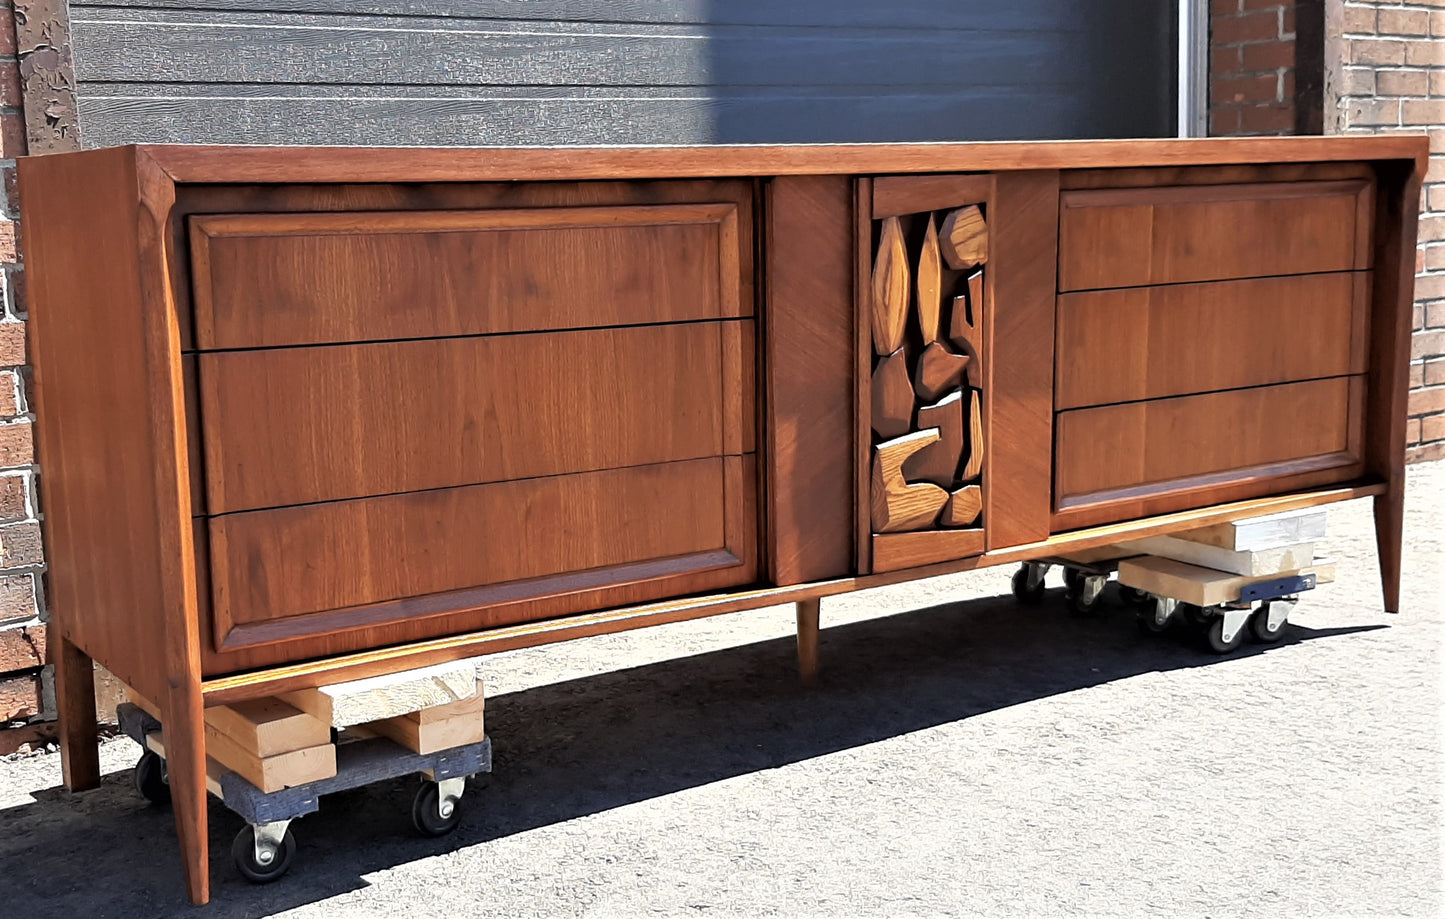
xmin=1178 ymin=603 xmax=1211 ymax=629
xmin=231 ymin=825 xmax=297 ymax=884
xmin=1064 ymin=581 xmax=1103 ymax=617
xmin=1062 ymin=567 xmax=1085 ymax=592
xmin=411 ymin=781 xmax=463 ymax=838
xmin=1120 ymin=586 xmax=1152 ymax=608
xmin=1203 ymin=615 xmax=1247 ymax=655
xmin=133 ymin=750 xmax=170 ymax=805
xmin=1136 ymin=606 xmax=1171 ymax=636
xmin=1010 ymin=567 xmax=1046 ymax=606
xmin=1249 ymin=603 xmax=1288 ymax=643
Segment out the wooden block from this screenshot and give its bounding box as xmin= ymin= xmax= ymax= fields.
xmin=916 ymin=214 xmax=943 ymax=343
xmin=872 ymin=528 xmax=985 ymax=573
xmin=913 ymin=341 xmax=968 ymax=402
xmin=906 ymin=391 xmax=964 ymax=487
xmin=1120 ymin=534 xmax=1317 ymax=577
xmin=871 ymin=429 xmax=948 ymax=533
xmin=940 ymin=205 xmax=988 ymax=269
xmin=142 ymin=731 xmax=226 ymax=799
xmin=204 ymin=698 xmax=330 ymax=758
xmin=1174 ymin=508 xmax=1328 ymax=552
xmin=961 ymin=388 xmax=984 ymax=481
xmin=948 ymin=269 xmax=986 ymax=389
xmin=410 ymin=686 xmax=486 ymax=724
xmin=367 ymin=710 xmax=487 ymax=756
xmin=280 ymin=659 xmax=478 ymax=728
xmin=1117 ymin=556 xmax=1331 ymax=607
xmin=870 ymin=347 xmax=913 ymax=439
xmin=941 ymin=484 xmax=982 ymax=527
xmin=202 ymin=724 xmax=336 ymax=794
xmin=871 ymin=216 xmax=909 ymax=354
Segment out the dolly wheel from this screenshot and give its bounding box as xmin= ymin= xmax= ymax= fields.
xmin=133 ymin=750 xmax=170 ymax=805
xmin=232 ymin=825 xmax=297 ymax=884
xmin=1204 ymin=615 xmax=1247 ymax=655
xmin=412 ymin=781 xmax=464 ymax=838
xmin=1249 ymin=603 xmax=1289 ymax=643
xmin=1011 ymin=566 xmax=1046 ymax=605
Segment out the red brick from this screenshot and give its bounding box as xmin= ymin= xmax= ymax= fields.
xmin=1213 ymin=72 xmax=1281 ymax=104
xmin=1427 ymin=358 xmax=1445 ymax=386
xmin=1409 ymin=386 xmax=1445 ymax=415
xmin=1420 ymin=215 xmax=1445 ymax=241
xmin=1408 ymin=440 xmax=1445 ymax=462
xmin=1425 ymin=245 xmax=1445 ymax=271
xmin=1212 ymin=44 xmax=1243 ymax=75
xmin=1377 ymin=69 xmax=1430 ymax=97
xmin=0 ymin=322 xmax=21 ymax=365
xmin=1340 ymin=67 xmax=1377 ymax=97
xmin=0 ymin=622 xmax=44 ymax=671
xmin=1349 ymin=38 xmax=1407 ymax=66
xmin=0 ymin=422 xmax=31 ymax=468
xmin=1406 ymin=40 xmax=1445 ymax=67
xmin=1420 ymin=413 xmax=1445 ymax=444
xmin=0 ymin=473 xmax=25 ymax=522
xmin=1241 ymin=39 xmax=1294 ymax=71
xmin=1281 ymin=4 xmax=1294 ymax=34
xmin=1402 ymin=100 xmax=1445 ymax=126
xmin=1240 ymin=0 xmax=1283 ymax=10
xmin=1407 ymin=415 xmax=1423 ymax=445
xmin=1379 ymin=9 xmax=1432 ymax=36
xmin=1411 ymin=362 xmax=1426 ymax=389
xmin=0 ymin=671 xmax=41 ymax=720
xmin=1240 ymin=103 xmax=1295 ymax=134
xmin=1415 ymin=328 xmax=1445 ymax=360
xmin=7 ymin=267 xmax=25 ymax=315
xmin=1415 ymin=303 xmax=1426 ymax=331
xmin=0 ymin=112 xmax=22 ymax=159
xmin=0 ymin=61 xmax=18 ymax=109
xmin=0 ymin=573 xmax=35 ymax=624
xmin=1210 ymin=107 xmax=1243 ymax=136
xmin=0 ymin=220 xmax=14 ymax=264
xmin=0 ymin=370 xmax=19 ymax=415
xmin=1212 ymin=0 xmax=1241 ymax=14
xmin=1343 ymin=5 xmax=1377 ymax=33
xmin=1434 ymin=10 xmax=1445 ymax=37
xmin=1214 ymin=10 xmax=1281 ymax=44
xmin=0 ymin=520 xmax=40 ymax=569
xmin=1428 ymin=301 xmax=1445 ymax=328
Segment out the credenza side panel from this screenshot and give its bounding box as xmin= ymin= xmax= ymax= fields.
xmin=17 ymin=149 xmax=184 ymax=707
xmin=765 ymin=175 xmax=856 ymax=584
xmin=984 ymin=171 xmax=1061 ymax=551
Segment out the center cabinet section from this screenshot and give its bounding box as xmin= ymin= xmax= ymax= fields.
xmin=187 ymin=193 xmax=758 ymax=669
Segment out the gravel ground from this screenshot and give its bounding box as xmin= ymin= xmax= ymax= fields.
xmin=1 ymin=462 xmax=1440 ymax=919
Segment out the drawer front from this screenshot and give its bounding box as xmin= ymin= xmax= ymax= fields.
xmin=1054 ymin=377 xmax=1364 ymax=528
xmin=199 ymin=322 xmax=752 ymax=514
xmin=1055 ymin=272 xmax=1369 ymax=409
xmin=190 ymin=201 xmax=747 ymax=349
xmin=208 ymin=456 xmax=756 ymax=650
xmin=1058 ymin=180 xmax=1372 ymax=292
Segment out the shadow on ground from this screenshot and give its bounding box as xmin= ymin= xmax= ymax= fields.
xmin=0 ymin=587 xmax=1380 ymax=919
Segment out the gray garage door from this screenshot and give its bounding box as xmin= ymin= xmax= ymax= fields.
xmin=69 ymin=0 xmax=1178 ymax=148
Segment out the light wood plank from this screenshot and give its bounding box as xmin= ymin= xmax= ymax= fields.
xmin=1117 ymin=556 xmax=1333 ymax=607
xmin=1119 ymin=535 xmax=1317 ymax=578
xmin=1174 ymin=508 xmax=1329 ymax=552
xmin=203 ymin=698 xmax=329 ymax=758
xmin=279 ymin=660 xmax=478 ymax=728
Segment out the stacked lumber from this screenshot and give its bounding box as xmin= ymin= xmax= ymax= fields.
xmin=1117 ymin=507 xmax=1332 ymax=604
xmin=126 ymin=660 xmax=488 ymax=794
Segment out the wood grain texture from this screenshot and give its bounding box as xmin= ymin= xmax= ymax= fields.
xmin=871 ymin=528 xmax=985 ymax=573
xmin=201 ymin=481 xmax=1387 ymax=703
xmin=204 ymin=697 xmax=329 ymax=757
xmin=949 ymin=271 xmax=986 ymax=389
xmin=133 ymin=138 xmax=1427 ymax=186
xmin=872 ymin=173 xmax=993 ymax=219
xmin=280 ymin=660 xmax=477 ymax=727
xmin=1119 ymin=534 xmax=1317 ymax=578
xmin=1175 ymin=507 xmax=1328 ymax=552
xmin=1117 ymin=556 xmax=1333 ymax=607
xmin=52 ymin=636 xmax=99 ymax=791
xmin=906 ymin=391 xmax=964 ymax=487
xmin=1058 ymin=180 xmax=1373 ymax=292
xmin=202 ymin=725 xmax=336 ymax=794
xmin=939 ymin=205 xmax=988 ymax=269
xmin=1055 ymin=272 xmax=1369 ymax=409
xmin=983 ymin=171 xmax=1057 ymax=550
xmin=962 ymin=389 xmax=984 ymax=482
xmin=795 ymin=598 xmax=820 ymax=688
xmin=1054 ymin=376 xmax=1365 ymax=529
xmin=200 ymin=323 xmax=746 ymax=513
xmin=871 ymin=430 xmax=948 ymax=533
xmin=942 ymin=485 xmax=983 ymax=527
xmin=366 ymin=707 xmax=487 ymax=755
xmin=208 ymin=457 xmax=754 ymax=645
xmin=190 ymin=203 xmax=745 ymax=349
xmin=765 ymin=175 xmax=855 ymax=586
xmin=870 ymin=348 xmax=914 ymax=439
xmin=913 ymin=342 xmax=968 ymax=403
xmin=871 ymin=216 xmax=909 ymax=354
xmin=916 ymin=214 xmax=943 ymax=343
xmin=1058 ymin=161 xmax=1375 ymax=190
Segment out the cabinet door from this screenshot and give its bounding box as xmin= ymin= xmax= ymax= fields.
xmin=859 ymin=172 xmax=1059 ymax=574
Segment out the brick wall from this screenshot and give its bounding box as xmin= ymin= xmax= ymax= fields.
xmin=0 ymin=0 xmax=49 ymax=745
xmin=1326 ymin=0 xmax=1445 ymax=461
xmin=1211 ymin=1 xmax=1303 ymax=135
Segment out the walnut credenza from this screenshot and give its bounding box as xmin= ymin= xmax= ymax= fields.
xmin=18 ymin=137 xmax=1424 ymax=904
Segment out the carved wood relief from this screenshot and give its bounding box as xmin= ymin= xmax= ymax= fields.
xmin=869 ymin=204 xmax=988 ymax=538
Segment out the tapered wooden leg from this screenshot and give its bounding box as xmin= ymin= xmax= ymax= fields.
xmin=1374 ymin=488 xmax=1404 ymax=614
xmin=796 ymin=599 xmax=821 ymax=687
xmin=52 ymin=635 xmax=100 ymax=791
xmin=165 ymin=687 xmax=211 ymax=905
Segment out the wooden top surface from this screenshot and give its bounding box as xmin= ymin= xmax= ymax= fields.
xmin=72 ymin=135 xmax=1429 ymax=185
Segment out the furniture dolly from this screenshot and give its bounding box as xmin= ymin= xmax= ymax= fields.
xmin=17 ymin=136 xmax=1425 ymax=903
